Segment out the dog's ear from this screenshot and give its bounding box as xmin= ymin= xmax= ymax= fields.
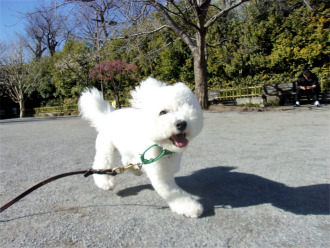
xmin=130 ymin=77 xmax=166 ymax=109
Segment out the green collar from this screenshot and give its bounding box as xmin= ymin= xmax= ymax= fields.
xmin=140 ymin=144 xmax=174 ymax=165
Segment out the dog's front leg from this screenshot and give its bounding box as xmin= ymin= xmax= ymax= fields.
xmin=146 ymin=164 xmax=203 ymax=218
xmin=92 ymin=135 xmax=116 ymax=190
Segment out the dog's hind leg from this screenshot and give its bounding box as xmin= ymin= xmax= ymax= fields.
xmin=92 ymin=134 xmax=117 ymax=190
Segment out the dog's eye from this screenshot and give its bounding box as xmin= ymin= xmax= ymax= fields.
xmin=159 ymin=110 xmax=168 ymax=116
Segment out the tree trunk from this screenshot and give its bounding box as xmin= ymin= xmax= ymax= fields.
xmin=116 ymin=92 xmax=121 ymax=109
xmin=193 ymin=52 xmax=208 ymax=109
xmin=193 ymin=29 xmax=208 ymax=109
xmin=19 ymin=97 xmax=25 ymax=118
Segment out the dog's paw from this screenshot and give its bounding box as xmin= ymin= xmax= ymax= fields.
xmin=169 ymin=197 xmax=203 ymax=218
xmin=93 ymin=175 xmax=115 ymax=190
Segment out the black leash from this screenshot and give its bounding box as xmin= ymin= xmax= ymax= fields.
xmin=0 ymin=144 xmax=173 ymax=214
xmin=0 ymin=169 xmax=116 ymax=214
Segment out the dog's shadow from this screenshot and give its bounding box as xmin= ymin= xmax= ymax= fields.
xmin=117 ymin=166 xmax=330 ymax=216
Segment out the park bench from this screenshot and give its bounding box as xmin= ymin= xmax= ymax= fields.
xmin=263 ymin=82 xmax=330 ymax=106
xmin=263 ymin=82 xmax=297 ymax=105
xmin=208 ymin=90 xmax=220 ymax=104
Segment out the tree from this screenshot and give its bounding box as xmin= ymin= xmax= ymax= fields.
xmin=58 ymin=0 xmax=250 ymax=109
xmin=64 ymin=0 xmax=123 ymax=49
xmin=52 ymin=40 xmax=96 ymax=99
xmin=22 ymin=5 xmax=65 ymax=58
xmin=130 ymin=0 xmax=251 ymax=108
xmin=204 ymin=0 xmax=329 ymax=88
xmin=39 ymin=6 xmax=64 ymax=56
xmin=90 ymin=60 xmax=137 ymax=108
xmin=24 ymin=13 xmax=47 ymax=60
xmin=15 ymin=0 xmax=328 ymax=110
xmin=0 ymin=40 xmax=39 ymax=118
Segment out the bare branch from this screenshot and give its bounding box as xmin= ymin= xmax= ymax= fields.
xmin=146 ymin=0 xmax=196 ymax=51
xmin=74 ymin=24 xmax=171 ymax=41
xmin=160 ymin=1 xmax=199 ymax=30
xmin=206 ymin=38 xmax=227 ymax=48
xmin=205 ymin=0 xmax=251 ymax=28
xmin=133 ymin=37 xmax=182 ymax=63
xmin=112 ymin=24 xmax=171 ymax=39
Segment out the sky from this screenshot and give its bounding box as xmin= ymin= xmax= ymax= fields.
xmin=0 ymin=0 xmax=52 ymax=42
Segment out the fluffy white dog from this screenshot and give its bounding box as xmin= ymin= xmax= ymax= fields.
xmin=79 ymin=77 xmax=204 ymax=218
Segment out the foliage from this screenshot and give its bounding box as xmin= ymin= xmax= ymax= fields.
xmin=90 ymin=60 xmax=138 ymax=108
xmin=2 ymin=0 xmax=330 ymax=112
xmin=52 ymin=40 xmax=96 ymax=99
xmin=208 ymin=1 xmax=329 ymax=89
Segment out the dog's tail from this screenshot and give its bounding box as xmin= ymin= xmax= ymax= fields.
xmin=78 ymin=88 xmax=112 ymax=132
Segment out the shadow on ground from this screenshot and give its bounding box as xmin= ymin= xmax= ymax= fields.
xmin=116 ymin=166 xmax=330 ymax=217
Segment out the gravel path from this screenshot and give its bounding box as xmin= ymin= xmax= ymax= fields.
xmin=1 ymin=106 xmax=329 ymax=247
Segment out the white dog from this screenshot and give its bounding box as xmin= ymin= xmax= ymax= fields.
xmin=79 ymin=77 xmax=204 ymax=218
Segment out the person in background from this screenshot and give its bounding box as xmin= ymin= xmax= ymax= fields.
xmin=294 ymin=69 xmax=321 ymax=107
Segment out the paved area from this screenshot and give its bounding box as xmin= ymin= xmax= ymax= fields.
xmin=0 ymin=106 xmax=329 ymax=247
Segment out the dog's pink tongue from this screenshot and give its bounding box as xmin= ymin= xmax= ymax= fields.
xmin=171 ymin=134 xmax=188 ymax=148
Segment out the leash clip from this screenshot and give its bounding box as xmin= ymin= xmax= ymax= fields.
xmin=112 ymin=163 xmax=143 ymax=175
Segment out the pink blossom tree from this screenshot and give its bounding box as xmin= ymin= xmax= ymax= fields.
xmin=90 ymin=60 xmax=137 ymax=108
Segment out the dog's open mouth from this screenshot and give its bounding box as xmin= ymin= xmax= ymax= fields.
xmin=170 ymin=133 xmax=188 ymax=148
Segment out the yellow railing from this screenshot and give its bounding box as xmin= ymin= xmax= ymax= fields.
xmin=212 ymin=85 xmax=264 ymax=100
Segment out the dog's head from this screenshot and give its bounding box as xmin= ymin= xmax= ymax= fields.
xmin=130 ymin=77 xmax=203 ymax=152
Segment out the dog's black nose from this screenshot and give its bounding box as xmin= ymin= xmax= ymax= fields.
xmin=176 ymin=121 xmax=187 ymax=132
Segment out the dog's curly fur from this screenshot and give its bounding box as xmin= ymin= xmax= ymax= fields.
xmin=79 ymin=77 xmax=204 ymax=218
